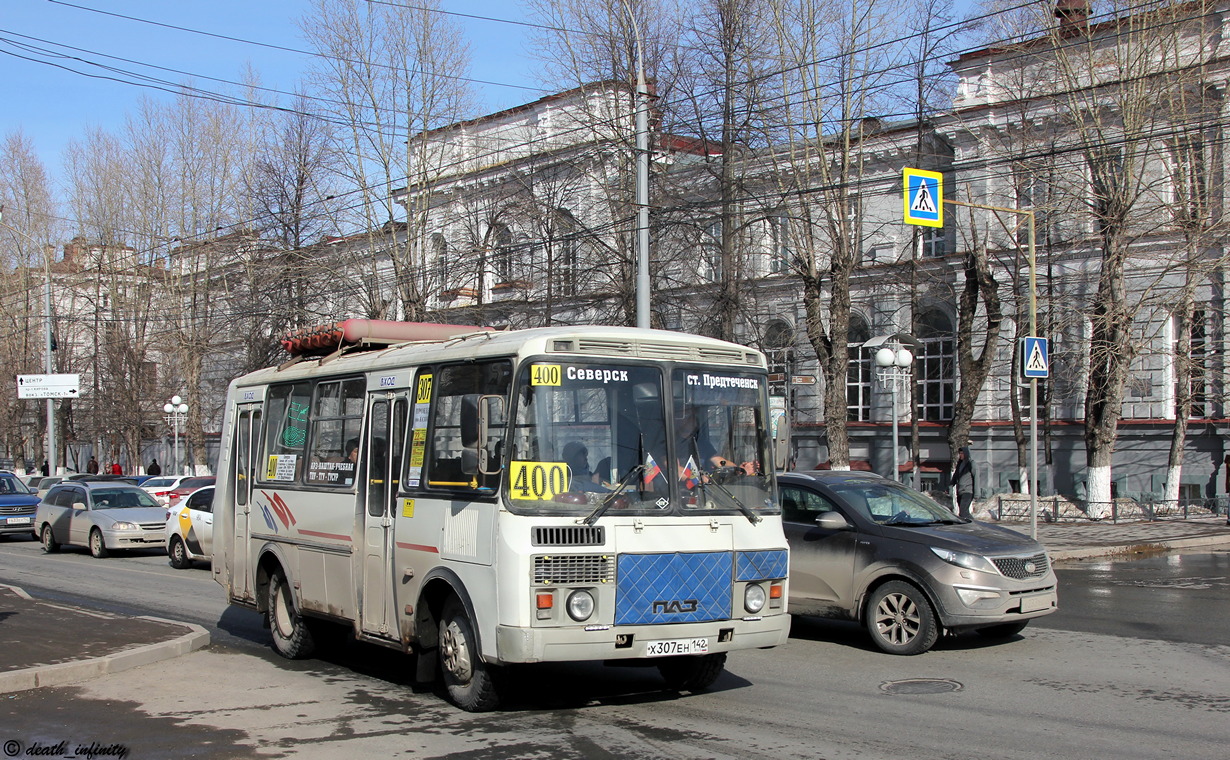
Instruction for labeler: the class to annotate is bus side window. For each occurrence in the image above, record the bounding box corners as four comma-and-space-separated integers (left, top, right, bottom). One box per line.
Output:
425, 360, 511, 492
260, 382, 313, 484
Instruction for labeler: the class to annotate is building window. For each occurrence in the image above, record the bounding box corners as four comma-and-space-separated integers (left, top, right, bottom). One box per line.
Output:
1172, 136, 1210, 227
555, 212, 578, 298
864, 245, 892, 265
763, 320, 794, 401
489, 223, 514, 284
846, 316, 871, 421
769, 213, 792, 274
914, 308, 954, 421
702, 219, 722, 280
921, 227, 946, 258
1175, 309, 1208, 419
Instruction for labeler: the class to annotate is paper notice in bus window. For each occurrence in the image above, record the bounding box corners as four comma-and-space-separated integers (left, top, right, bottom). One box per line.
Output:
266, 454, 299, 482
530, 364, 561, 386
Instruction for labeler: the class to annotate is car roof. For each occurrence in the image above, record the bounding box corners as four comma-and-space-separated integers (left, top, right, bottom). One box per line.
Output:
51, 481, 147, 491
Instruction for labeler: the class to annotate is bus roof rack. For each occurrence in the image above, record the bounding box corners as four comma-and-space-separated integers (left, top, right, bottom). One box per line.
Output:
280, 319, 493, 358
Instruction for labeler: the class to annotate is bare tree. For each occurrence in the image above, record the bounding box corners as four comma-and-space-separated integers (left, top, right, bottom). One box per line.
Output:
0, 132, 60, 470
302, 0, 474, 322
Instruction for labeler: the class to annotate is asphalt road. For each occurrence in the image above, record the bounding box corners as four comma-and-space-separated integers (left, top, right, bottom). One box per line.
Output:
0, 537, 1227, 760
1040, 549, 1230, 646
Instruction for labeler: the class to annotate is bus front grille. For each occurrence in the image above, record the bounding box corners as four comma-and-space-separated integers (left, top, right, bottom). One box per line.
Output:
533, 554, 615, 584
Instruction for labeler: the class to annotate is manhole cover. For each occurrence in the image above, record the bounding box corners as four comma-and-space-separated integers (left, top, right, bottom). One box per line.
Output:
879, 678, 964, 695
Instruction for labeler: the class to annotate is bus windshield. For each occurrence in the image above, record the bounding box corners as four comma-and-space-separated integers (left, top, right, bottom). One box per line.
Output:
506, 360, 775, 516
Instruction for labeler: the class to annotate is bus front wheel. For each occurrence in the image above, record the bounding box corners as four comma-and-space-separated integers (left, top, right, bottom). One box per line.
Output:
657, 652, 727, 691
268, 569, 316, 659
439, 596, 500, 712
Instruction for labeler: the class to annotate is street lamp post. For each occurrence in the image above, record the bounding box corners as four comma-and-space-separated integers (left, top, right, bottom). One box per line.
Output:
163, 395, 189, 475
866, 335, 919, 482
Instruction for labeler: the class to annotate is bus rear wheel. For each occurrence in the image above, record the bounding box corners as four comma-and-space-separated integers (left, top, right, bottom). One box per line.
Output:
439, 596, 501, 712
268, 569, 316, 659
657, 652, 727, 692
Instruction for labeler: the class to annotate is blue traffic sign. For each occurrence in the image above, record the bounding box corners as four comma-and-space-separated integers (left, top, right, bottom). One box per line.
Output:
903, 168, 943, 227
1021, 337, 1049, 379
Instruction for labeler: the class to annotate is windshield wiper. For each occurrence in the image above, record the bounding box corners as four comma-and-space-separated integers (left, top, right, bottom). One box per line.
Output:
581, 463, 646, 525
689, 439, 761, 525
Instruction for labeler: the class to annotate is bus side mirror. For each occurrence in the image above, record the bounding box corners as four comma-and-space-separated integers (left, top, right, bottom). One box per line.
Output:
460, 394, 506, 476
478, 395, 505, 476
773, 411, 791, 472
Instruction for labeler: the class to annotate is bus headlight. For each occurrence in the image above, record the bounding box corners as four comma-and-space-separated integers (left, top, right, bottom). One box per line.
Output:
566, 590, 595, 622
744, 583, 767, 614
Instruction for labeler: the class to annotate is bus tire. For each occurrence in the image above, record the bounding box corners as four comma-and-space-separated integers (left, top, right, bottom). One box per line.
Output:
657, 652, 727, 692
439, 596, 500, 712
268, 569, 316, 659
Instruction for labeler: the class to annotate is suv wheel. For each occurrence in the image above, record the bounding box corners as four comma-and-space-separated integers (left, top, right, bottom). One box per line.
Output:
866, 580, 938, 655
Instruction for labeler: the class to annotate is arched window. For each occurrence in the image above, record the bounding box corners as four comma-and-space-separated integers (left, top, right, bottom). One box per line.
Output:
846, 315, 872, 421
914, 308, 954, 421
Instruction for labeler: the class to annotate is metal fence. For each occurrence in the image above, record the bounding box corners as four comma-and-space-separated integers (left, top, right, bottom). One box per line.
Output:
990, 494, 1228, 524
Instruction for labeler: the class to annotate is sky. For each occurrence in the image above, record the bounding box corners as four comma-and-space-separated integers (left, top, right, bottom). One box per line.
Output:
1, 0, 543, 193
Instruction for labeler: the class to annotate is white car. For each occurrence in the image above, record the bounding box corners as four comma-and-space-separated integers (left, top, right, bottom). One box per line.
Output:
166, 485, 213, 568
142, 475, 190, 506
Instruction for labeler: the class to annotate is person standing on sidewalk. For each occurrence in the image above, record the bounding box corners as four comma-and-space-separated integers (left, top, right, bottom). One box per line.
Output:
952, 445, 976, 520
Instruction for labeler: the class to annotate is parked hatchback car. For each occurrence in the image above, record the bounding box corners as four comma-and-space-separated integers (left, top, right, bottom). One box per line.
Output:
166, 485, 213, 569
36, 482, 167, 558
779, 470, 1058, 655
0, 471, 41, 539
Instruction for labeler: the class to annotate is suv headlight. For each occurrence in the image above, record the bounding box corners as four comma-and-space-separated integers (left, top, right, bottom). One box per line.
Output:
930, 546, 998, 574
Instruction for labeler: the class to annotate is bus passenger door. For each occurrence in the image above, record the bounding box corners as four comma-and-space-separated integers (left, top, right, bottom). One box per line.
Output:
231, 406, 261, 602
360, 394, 407, 638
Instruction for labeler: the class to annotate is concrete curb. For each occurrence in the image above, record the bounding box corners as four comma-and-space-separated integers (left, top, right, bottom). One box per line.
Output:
1050, 535, 1230, 563
0, 594, 210, 695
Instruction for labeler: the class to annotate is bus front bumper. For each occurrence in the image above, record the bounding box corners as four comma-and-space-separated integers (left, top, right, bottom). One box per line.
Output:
493, 614, 791, 664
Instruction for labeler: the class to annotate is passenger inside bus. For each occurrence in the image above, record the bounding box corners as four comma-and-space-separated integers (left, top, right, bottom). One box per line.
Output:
562, 441, 607, 493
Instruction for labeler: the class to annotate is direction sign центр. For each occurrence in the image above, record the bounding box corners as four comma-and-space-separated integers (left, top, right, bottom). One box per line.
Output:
16, 373, 81, 399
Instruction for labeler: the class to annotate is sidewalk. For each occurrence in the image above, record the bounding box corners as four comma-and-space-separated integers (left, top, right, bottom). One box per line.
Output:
0, 583, 209, 694
1, 516, 1227, 694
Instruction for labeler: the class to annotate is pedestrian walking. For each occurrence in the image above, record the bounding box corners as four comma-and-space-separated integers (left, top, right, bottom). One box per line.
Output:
40, 460, 49, 477
109, 462, 122, 475
86, 456, 99, 474
147, 459, 162, 476
952, 445, 976, 520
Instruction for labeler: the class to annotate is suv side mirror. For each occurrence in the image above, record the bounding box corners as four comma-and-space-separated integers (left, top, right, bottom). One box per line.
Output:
816, 511, 852, 530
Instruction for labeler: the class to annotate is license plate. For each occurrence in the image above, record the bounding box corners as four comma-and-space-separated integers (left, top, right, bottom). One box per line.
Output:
645, 638, 709, 657
5, 517, 32, 525
1020, 592, 1054, 613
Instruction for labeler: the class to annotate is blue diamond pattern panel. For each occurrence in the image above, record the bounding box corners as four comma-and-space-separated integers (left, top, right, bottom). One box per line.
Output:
736, 549, 788, 581
615, 552, 732, 625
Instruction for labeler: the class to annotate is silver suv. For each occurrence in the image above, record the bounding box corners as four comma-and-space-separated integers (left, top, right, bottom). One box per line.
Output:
779, 470, 1058, 655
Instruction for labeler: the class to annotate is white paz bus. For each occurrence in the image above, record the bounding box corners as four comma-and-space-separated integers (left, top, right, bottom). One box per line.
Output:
213, 320, 790, 710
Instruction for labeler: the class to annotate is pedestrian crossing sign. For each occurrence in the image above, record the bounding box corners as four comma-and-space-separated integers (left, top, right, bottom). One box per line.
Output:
903, 168, 943, 227
1021, 336, 1049, 379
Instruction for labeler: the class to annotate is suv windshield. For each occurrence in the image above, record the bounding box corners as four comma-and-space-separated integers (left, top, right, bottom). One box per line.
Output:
830, 478, 960, 525
0, 476, 33, 495
506, 361, 775, 517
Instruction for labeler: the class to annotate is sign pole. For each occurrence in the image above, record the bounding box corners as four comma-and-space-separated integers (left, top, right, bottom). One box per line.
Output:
1028, 211, 1038, 539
